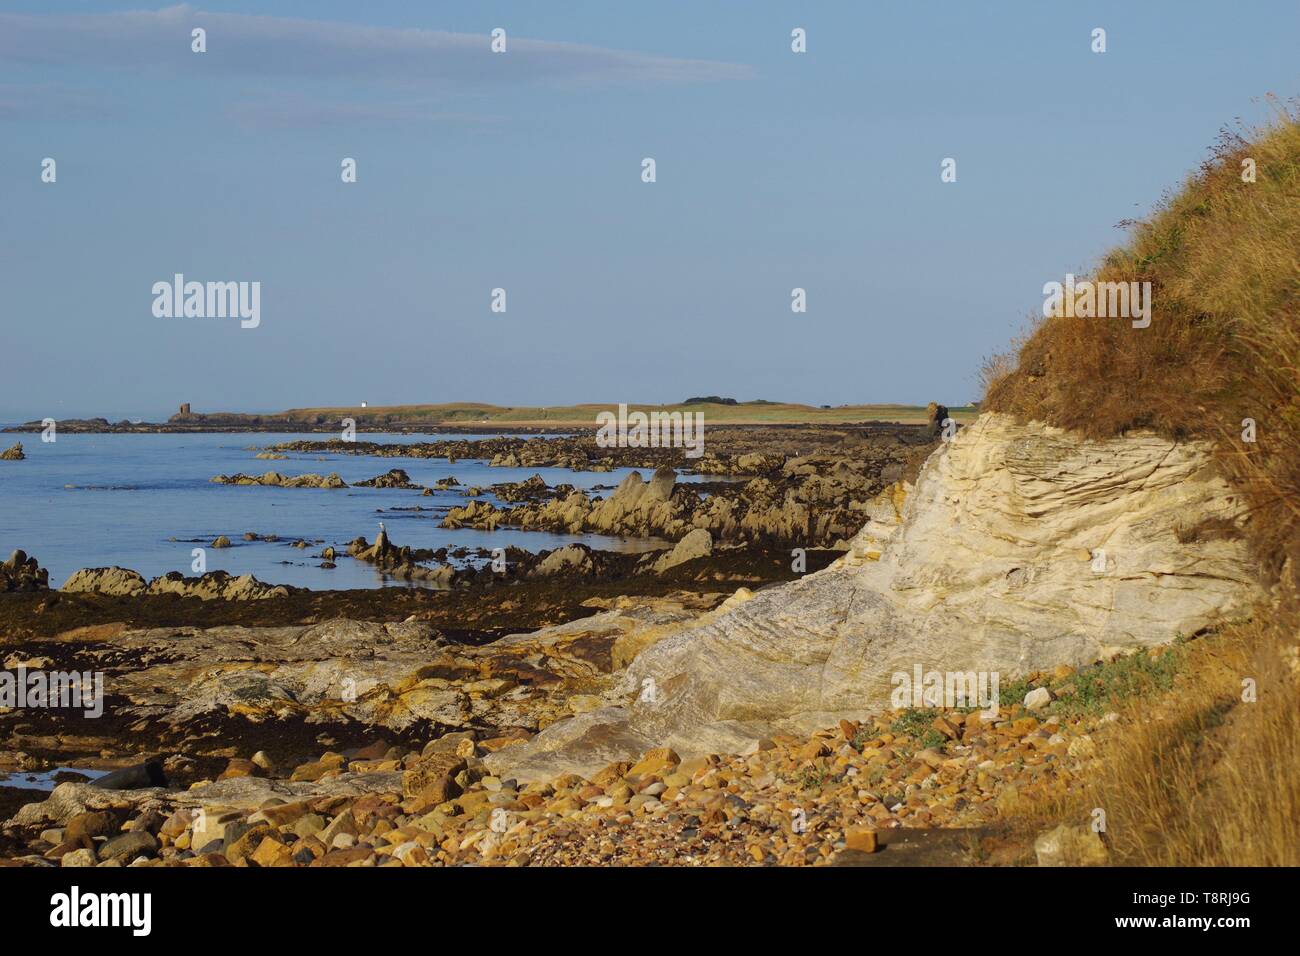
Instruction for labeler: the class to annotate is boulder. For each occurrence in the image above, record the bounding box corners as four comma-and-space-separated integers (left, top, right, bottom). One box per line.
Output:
61, 567, 148, 597
9, 782, 165, 826
92, 759, 168, 790
527, 544, 594, 578
651, 528, 713, 573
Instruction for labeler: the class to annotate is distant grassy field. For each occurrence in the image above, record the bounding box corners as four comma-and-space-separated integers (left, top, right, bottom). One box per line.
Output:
270, 401, 980, 427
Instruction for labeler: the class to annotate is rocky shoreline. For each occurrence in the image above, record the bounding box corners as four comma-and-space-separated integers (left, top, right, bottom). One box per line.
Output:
263, 423, 938, 477
0, 685, 1115, 868
0, 413, 1265, 867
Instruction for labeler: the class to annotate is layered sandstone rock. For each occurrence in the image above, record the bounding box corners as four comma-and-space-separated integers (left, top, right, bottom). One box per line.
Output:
487, 414, 1263, 780
33, 597, 721, 738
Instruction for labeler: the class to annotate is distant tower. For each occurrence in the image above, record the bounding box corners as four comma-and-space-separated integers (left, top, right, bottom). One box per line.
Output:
361, 401, 368, 408
179, 403, 191, 416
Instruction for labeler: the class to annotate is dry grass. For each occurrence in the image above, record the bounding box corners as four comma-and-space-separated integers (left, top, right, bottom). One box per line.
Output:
986, 101, 1300, 865
984, 101, 1300, 590
1031, 623, 1300, 866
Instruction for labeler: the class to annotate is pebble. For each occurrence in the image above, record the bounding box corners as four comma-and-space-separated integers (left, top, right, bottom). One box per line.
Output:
3, 689, 1113, 868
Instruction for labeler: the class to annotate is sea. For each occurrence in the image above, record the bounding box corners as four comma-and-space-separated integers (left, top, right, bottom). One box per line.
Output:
0, 431, 690, 590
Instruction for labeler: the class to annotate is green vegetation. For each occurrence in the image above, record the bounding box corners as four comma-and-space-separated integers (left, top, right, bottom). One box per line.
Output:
269, 400, 982, 427
1052, 647, 1186, 717
888, 708, 947, 750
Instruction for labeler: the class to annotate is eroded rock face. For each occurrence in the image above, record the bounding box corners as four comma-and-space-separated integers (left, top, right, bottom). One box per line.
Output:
488, 414, 1263, 780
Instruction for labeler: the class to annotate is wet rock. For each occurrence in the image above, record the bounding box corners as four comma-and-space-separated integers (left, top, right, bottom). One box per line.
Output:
92, 759, 168, 790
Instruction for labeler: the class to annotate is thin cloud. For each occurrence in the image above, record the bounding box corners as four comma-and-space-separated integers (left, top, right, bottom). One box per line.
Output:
0, 4, 755, 88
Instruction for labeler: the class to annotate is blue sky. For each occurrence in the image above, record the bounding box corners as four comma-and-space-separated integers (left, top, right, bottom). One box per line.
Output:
1, 1, 1297, 421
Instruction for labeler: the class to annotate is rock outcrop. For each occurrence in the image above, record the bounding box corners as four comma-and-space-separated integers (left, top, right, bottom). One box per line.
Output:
487, 414, 1263, 781
62, 567, 149, 597
0, 550, 48, 592
347, 530, 453, 585
22, 597, 719, 739
61, 567, 290, 600
354, 468, 423, 490
0, 442, 24, 460
443, 462, 896, 549
210, 472, 347, 488
143, 571, 291, 601
649, 528, 713, 573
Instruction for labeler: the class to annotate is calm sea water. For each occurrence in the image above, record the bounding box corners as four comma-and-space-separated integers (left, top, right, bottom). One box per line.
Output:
0, 432, 686, 590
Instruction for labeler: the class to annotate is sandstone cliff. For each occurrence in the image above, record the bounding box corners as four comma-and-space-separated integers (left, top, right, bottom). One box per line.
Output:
487, 413, 1263, 781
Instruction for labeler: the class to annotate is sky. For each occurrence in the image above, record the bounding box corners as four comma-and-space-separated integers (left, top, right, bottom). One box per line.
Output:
1, 1, 1297, 422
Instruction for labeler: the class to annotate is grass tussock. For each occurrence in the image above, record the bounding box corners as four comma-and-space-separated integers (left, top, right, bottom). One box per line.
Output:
984, 101, 1300, 590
